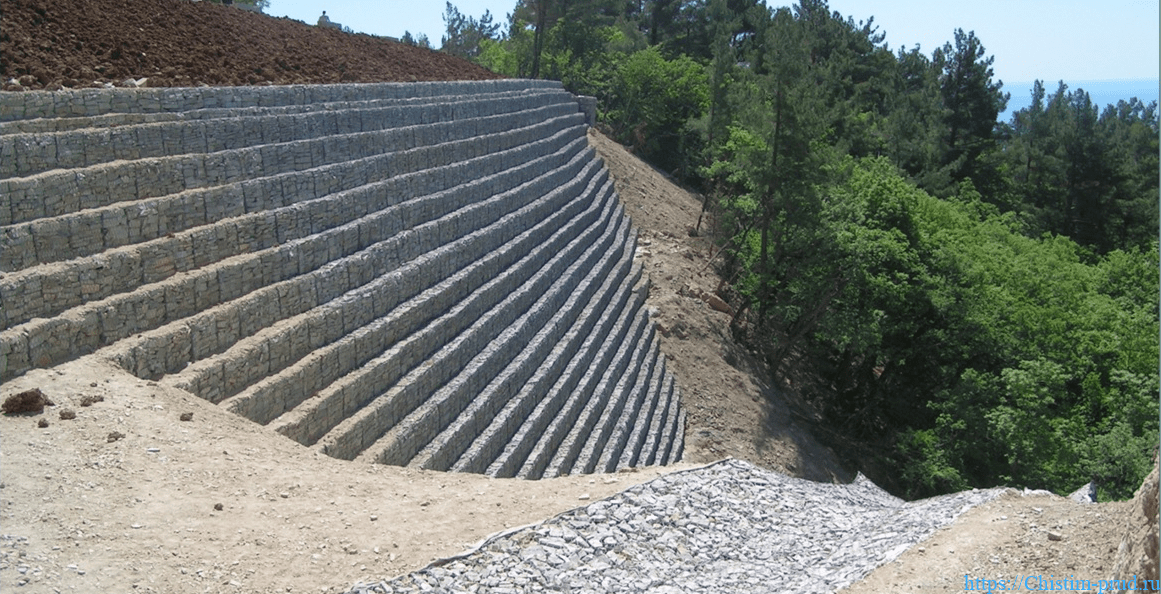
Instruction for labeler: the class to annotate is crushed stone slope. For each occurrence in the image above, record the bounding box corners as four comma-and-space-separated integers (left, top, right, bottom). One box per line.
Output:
347, 459, 1005, 594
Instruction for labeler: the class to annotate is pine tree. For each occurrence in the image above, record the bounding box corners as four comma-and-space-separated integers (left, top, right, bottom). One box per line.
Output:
932, 29, 1008, 194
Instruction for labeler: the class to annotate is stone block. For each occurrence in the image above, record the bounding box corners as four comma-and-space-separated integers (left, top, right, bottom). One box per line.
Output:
0, 329, 31, 380
1, 224, 36, 272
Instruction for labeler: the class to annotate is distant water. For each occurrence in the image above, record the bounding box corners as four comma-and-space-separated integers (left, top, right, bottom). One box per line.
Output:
998, 79, 1159, 123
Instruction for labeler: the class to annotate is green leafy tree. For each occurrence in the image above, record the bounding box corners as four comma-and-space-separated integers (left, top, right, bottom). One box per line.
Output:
1095, 98, 1161, 250
507, 0, 624, 78
605, 47, 709, 174
894, 181, 1158, 498
1097, 99, 1160, 250
881, 46, 943, 184
702, 5, 844, 369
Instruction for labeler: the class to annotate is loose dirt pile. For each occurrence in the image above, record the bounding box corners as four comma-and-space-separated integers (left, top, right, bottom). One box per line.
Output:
1, 388, 53, 414
1, 0, 500, 90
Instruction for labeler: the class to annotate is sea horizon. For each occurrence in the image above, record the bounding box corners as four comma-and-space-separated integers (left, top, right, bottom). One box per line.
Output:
998, 78, 1159, 123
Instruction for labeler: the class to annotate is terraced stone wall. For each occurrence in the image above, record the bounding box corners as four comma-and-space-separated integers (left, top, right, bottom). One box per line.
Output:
0, 80, 684, 477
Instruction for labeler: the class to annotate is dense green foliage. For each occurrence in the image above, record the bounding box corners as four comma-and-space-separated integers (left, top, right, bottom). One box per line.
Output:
443, 0, 1159, 500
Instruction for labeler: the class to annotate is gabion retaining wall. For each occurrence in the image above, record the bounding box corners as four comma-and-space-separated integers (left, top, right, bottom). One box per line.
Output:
0, 80, 684, 477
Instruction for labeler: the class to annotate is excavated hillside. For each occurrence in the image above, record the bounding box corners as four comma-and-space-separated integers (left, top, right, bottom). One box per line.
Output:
1, 0, 500, 89
1, 1, 1149, 593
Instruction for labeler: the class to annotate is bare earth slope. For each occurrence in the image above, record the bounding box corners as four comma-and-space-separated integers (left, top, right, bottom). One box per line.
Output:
587, 131, 851, 483
1, 0, 500, 90
0, 358, 702, 593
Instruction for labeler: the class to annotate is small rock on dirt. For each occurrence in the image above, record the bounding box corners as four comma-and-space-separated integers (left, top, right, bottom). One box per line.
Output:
214, 503, 224, 511
80, 395, 104, 407
107, 431, 125, 443
59, 409, 77, 420
37, 419, 49, 428
704, 293, 732, 315
180, 412, 194, 421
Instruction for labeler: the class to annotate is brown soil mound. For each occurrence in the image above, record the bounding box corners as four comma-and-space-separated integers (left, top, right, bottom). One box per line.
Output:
0, 0, 501, 90
1, 388, 53, 414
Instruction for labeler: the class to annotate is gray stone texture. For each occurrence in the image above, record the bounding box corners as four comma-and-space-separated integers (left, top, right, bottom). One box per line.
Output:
345, 459, 1005, 594
0, 80, 683, 478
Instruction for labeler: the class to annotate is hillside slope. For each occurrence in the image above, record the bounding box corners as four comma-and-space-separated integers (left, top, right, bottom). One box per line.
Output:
591, 130, 1134, 594
0, 1, 1142, 591
0, 127, 1133, 593
1, 0, 499, 89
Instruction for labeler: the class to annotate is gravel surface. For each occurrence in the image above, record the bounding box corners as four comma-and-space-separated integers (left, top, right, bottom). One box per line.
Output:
345, 459, 1004, 594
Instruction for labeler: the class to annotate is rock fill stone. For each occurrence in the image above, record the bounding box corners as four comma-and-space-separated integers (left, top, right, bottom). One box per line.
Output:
0, 80, 684, 477
345, 459, 1004, 593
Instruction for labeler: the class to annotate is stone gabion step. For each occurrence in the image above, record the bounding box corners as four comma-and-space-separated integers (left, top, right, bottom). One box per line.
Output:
226, 151, 607, 436
514, 293, 653, 480
449, 240, 641, 476
413, 187, 636, 473
1, 89, 574, 179
0, 80, 563, 123
482, 267, 650, 479
548, 314, 659, 478
0, 117, 586, 336
632, 372, 678, 469
363, 183, 629, 468
0, 88, 565, 136
261, 155, 609, 449
315, 166, 618, 462
0, 80, 684, 479
594, 334, 667, 474
158, 135, 598, 406
666, 407, 688, 465
1, 92, 577, 231
2, 131, 591, 380
0, 105, 581, 272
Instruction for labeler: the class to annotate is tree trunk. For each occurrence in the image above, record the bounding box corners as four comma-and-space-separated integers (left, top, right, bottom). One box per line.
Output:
530, 0, 548, 79
758, 87, 784, 324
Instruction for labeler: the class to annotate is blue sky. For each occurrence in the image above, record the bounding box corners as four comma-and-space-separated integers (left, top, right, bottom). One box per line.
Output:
268, 1, 1158, 104
267, 0, 512, 44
